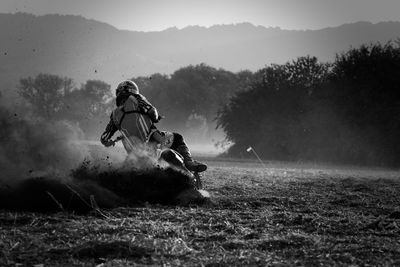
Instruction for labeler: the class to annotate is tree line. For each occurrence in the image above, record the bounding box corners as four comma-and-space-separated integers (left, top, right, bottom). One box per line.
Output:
217, 42, 400, 167
12, 64, 251, 141
15, 75, 113, 139
11, 41, 400, 166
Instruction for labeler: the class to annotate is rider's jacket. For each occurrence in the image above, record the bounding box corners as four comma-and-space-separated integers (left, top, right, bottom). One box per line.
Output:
101, 93, 159, 153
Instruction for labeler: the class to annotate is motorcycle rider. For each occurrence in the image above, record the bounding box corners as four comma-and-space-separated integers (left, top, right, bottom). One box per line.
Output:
100, 80, 207, 173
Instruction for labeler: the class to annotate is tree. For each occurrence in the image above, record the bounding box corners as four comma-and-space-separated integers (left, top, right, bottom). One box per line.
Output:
131, 64, 250, 134
217, 57, 330, 160
284, 56, 330, 92
218, 44, 400, 166
62, 80, 112, 139
18, 73, 74, 119
328, 42, 400, 165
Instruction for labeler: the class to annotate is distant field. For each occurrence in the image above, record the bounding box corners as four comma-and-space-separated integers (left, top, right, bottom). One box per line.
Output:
1, 159, 400, 266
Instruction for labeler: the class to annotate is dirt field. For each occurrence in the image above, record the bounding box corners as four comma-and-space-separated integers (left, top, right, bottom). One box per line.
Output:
1, 159, 400, 266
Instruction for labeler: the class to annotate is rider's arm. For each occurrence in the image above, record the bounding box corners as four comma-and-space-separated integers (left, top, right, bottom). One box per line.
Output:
137, 94, 160, 123
100, 114, 118, 147
148, 106, 160, 123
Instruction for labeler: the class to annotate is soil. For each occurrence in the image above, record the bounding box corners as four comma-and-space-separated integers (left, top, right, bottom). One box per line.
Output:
1, 159, 400, 266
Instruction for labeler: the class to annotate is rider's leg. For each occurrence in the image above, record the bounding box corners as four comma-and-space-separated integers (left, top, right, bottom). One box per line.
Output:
148, 130, 174, 148
171, 133, 207, 173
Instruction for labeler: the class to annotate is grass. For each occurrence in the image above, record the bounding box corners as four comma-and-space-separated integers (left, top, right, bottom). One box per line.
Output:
1, 159, 400, 266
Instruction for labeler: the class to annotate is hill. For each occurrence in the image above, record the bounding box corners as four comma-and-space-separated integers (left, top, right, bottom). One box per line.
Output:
1, 13, 400, 98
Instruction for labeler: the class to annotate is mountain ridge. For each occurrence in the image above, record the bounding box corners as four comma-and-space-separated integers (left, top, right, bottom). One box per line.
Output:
1, 13, 400, 99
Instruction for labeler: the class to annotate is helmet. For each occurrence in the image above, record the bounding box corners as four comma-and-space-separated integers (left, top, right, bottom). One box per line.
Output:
115, 80, 139, 96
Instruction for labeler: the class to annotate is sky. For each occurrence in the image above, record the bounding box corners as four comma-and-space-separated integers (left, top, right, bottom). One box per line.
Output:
1, 0, 400, 31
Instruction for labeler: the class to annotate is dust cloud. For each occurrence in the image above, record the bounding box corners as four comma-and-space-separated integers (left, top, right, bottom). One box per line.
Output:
0, 105, 207, 212
0, 106, 91, 183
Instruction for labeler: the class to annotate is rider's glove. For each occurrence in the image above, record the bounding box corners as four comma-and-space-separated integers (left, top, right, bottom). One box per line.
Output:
101, 138, 114, 147
156, 115, 165, 122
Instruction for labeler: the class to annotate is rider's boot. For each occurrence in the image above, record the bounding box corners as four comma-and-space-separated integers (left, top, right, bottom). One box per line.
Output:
175, 145, 207, 173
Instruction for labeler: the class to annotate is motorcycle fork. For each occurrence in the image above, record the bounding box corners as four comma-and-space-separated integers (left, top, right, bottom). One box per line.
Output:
193, 172, 203, 190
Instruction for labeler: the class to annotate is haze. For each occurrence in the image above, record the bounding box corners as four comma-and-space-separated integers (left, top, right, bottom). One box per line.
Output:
1, 0, 400, 31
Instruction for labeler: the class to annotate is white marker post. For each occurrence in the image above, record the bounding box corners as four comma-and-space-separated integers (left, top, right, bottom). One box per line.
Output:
246, 146, 266, 168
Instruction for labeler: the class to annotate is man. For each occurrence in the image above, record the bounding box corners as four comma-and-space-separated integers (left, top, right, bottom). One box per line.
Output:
100, 80, 207, 173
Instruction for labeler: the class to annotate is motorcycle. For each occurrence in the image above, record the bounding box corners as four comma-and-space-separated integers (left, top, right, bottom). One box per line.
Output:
110, 135, 204, 190
158, 148, 203, 190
